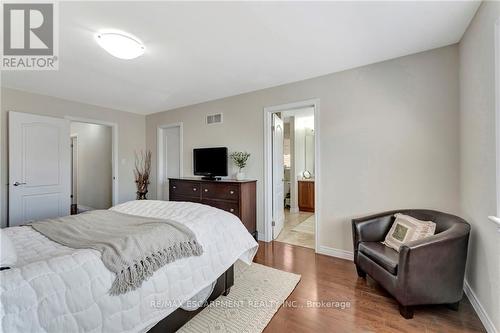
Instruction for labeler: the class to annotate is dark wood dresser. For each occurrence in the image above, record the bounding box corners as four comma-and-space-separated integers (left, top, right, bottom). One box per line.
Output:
169, 178, 257, 239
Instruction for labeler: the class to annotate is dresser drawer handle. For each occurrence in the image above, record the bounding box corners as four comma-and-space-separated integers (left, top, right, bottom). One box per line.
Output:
172, 185, 176, 189
229, 190, 235, 195
193, 188, 197, 191
204, 189, 208, 192
229, 208, 234, 212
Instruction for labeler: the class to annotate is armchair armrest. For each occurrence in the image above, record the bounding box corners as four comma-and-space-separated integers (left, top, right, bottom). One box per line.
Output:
352, 212, 396, 242
352, 211, 397, 263
397, 224, 470, 305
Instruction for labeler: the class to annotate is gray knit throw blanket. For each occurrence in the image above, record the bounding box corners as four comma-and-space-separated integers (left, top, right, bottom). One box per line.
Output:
29, 210, 203, 295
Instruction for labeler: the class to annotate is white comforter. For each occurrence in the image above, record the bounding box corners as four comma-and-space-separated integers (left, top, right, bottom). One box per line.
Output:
0, 200, 258, 333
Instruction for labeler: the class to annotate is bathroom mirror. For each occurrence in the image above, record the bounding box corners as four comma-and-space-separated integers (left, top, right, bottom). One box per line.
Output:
304, 129, 315, 177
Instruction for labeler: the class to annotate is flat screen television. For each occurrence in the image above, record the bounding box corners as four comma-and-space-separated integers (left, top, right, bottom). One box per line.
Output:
193, 147, 228, 180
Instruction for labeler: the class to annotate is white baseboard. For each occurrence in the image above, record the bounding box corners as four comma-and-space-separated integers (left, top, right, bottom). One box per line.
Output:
464, 279, 498, 333
316, 245, 354, 261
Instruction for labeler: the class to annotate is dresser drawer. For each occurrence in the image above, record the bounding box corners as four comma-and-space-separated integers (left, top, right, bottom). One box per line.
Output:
201, 183, 239, 201
170, 181, 201, 198
170, 195, 201, 204
203, 199, 239, 216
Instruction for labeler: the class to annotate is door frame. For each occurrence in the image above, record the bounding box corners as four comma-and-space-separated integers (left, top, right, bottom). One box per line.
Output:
263, 98, 320, 252
65, 116, 119, 206
495, 18, 500, 219
70, 134, 78, 206
157, 122, 184, 200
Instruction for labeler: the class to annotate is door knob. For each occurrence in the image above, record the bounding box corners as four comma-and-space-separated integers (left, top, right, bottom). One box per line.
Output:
13, 182, 26, 186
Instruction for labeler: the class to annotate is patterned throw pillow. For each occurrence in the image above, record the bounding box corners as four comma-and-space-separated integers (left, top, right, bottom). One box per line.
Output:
382, 213, 436, 252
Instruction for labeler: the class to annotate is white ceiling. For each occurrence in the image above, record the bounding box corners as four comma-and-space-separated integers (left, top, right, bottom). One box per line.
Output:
1, 1, 480, 115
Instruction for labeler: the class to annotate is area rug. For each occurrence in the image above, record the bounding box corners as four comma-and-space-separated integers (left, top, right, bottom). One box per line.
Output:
178, 261, 301, 333
291, 215, 315, 235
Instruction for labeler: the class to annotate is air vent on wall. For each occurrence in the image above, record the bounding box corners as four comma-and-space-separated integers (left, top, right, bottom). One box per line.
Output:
206, 113, 223, 125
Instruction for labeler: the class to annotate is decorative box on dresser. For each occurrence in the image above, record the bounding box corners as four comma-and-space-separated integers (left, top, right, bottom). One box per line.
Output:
169, 178, 257, 239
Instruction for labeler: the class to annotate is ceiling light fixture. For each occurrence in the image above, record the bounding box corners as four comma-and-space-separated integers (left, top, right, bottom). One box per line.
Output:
95, 32, 145, 60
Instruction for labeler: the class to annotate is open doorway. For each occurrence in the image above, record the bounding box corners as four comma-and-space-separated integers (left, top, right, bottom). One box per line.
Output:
70, 121, 114, 213
264, 100, 319, 251
157, 123, 183, 200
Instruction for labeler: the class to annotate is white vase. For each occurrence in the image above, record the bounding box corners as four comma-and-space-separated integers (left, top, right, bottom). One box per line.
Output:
236, 171, 245, 180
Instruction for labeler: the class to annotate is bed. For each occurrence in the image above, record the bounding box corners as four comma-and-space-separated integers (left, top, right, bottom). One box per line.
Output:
0, 200, 259, 333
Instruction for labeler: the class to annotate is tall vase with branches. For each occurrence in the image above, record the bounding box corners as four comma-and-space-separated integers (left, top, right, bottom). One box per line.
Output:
134, 150, 151, 200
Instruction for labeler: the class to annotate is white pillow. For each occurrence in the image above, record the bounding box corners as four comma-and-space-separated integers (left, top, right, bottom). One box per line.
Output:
0, 229, 17, 268
382, 213, 436, 252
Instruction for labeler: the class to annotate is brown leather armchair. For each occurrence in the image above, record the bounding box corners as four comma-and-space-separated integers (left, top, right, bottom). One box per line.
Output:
352, 209, 470, 319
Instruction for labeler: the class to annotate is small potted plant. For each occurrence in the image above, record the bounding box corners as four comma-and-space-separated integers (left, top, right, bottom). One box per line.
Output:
230, 151, 250, 180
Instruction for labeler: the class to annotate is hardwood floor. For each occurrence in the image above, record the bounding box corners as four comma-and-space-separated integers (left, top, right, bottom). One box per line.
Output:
254, 241, 485, 333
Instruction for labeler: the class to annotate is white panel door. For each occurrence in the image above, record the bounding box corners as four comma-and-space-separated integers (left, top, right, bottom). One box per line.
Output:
161, 126, 181, 200
9, 112, 71, 226
272, 114, 285, 239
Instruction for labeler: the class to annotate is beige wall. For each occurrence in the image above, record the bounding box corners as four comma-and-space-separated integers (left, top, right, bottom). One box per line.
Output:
1, 88, 146, 227
146, 45, 461, 252
459, 1, 500, 330
70, 122, 113, 210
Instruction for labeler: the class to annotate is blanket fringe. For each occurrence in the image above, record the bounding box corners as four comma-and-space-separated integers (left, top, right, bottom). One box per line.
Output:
109, 240, 203, 295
